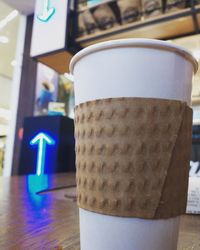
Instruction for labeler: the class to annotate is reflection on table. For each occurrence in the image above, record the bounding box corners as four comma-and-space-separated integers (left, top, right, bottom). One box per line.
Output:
0, 173, 199, 249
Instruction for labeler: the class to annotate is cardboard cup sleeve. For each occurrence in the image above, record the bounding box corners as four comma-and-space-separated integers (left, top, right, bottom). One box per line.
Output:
75, 97, 192, 219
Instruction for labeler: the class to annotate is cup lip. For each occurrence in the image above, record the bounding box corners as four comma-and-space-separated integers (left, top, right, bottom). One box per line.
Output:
70, 38, 198, 74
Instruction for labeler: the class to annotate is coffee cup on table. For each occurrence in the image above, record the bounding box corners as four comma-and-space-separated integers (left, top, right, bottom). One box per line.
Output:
70, 39, 198, 250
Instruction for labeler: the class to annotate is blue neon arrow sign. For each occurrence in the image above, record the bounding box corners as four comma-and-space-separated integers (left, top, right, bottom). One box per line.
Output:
37, 0, 55, 22
30, 132, 55, 176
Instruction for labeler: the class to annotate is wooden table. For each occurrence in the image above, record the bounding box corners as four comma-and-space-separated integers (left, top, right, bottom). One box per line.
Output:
0, 174, 199, 250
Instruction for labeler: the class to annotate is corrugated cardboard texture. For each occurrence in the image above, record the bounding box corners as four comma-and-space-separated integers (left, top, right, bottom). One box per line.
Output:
75, 98, 192, 219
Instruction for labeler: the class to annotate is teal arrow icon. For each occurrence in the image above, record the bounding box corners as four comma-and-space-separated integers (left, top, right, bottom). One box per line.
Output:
30, 132, 55, 176
37, 0, 55, 22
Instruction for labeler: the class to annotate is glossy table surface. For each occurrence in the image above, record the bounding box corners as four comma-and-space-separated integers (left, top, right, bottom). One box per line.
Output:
0, 173, 199, 250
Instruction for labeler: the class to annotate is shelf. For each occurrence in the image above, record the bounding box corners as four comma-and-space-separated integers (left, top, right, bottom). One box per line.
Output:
76, 7, 197, 47
78, 0, 116, 12
38, 51, 73, 74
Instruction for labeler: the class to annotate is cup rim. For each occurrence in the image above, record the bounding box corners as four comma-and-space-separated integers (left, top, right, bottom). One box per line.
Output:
70, 38, 198, 74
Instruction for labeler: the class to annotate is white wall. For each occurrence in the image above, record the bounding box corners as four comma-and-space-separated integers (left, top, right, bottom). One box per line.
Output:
0, 75, 11, 136
3, 15, 27, 176
0, 75, 12, 109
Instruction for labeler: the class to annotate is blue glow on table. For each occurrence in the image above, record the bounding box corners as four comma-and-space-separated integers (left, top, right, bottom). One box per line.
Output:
30, 132, 55, 176
26, 174, 49, 209
27, 174, 49, 193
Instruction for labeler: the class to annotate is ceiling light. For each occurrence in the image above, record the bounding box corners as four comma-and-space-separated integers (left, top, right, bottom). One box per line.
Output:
11, 60, 17, 66
0, 10, 19, 31
0, 36, 9, 44
6, 10, 19, 22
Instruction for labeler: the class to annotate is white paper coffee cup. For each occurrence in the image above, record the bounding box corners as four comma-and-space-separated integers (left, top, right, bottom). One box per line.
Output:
70, 38, 197, 250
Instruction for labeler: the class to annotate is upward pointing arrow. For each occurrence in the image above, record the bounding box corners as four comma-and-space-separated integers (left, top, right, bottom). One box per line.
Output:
37, 0, 55, 22
30, 132, 55, 176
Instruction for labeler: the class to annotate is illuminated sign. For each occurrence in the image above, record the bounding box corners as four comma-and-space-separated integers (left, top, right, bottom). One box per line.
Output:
37, 0, 55, 22
19, 116, 75, 175
27, 174, 49, 207
31, 0, 69, 57
30, 132, 55, 176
